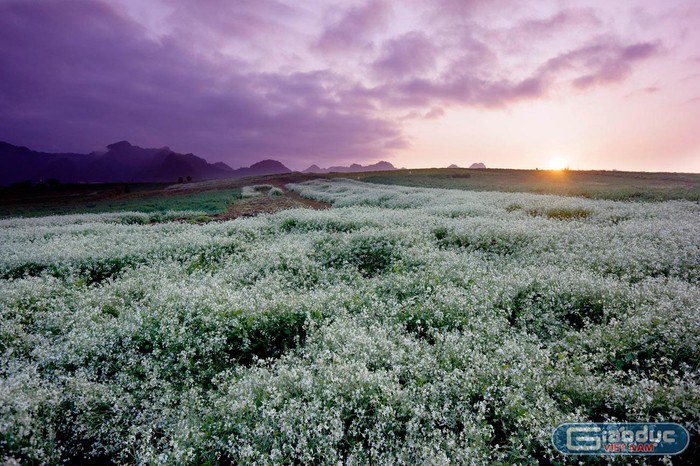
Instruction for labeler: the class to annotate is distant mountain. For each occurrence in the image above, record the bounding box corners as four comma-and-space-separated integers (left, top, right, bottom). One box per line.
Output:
0, 141, 291, 185
448, 164, 460, 169
469, 162, 486, 169
303, 160, 396, 173
229, 159, 291, 178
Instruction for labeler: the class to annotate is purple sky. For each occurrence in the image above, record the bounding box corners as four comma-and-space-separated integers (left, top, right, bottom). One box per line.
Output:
1, 0, 699, 171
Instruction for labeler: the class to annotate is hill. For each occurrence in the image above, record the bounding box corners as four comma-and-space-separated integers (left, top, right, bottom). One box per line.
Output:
0, 141, 291, 185
231, 159, 291, 178
303, 160, 396, 173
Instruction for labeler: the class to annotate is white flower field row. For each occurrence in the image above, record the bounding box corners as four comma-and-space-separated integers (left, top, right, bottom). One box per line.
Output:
1, 179, 698, 464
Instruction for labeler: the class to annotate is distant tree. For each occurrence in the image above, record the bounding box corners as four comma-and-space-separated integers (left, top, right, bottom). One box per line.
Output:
178, 177, 184, 183
46, 178, 61, 188
186, 175, 192, 182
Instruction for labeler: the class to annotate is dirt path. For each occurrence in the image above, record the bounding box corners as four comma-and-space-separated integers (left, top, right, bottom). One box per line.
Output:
215, 179, 330, 221
265, 178, 331, 210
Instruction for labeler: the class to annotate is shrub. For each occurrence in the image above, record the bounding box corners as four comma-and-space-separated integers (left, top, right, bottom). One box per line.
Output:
316, 234, 401, 277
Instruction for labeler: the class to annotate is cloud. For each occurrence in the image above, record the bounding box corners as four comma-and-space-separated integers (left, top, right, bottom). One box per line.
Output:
511, 9, 601, 38
624, 86, 661, 99
372, 31, 436, 79
538, 40, 659, 90
0, 1, 673, 170
424, 107, 445, 119
359, 74, 545, 109
353, 34, 659, 111
423, 0, 515, 16
0, 0, 404, 167
167, 0, 296, 39
315, 0, 390, 53
679, 72, 700, 83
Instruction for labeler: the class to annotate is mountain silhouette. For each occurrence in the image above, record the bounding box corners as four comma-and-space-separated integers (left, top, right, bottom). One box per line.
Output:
0, 141, 291, 185
303, 160, 396, 173
231, 159, 291, 178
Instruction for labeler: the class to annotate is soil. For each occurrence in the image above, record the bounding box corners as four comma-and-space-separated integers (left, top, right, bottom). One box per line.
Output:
215, 179, 330, 221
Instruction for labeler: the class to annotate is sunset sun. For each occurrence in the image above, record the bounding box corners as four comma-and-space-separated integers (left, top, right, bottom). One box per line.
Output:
549, 157, 569, 170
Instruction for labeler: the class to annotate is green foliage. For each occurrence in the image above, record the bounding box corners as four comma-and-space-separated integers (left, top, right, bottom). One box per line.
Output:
316, 233, 401, 277
0, 186, 242, 218
279, 216, 362, 233
542, 207, 592, 220
187, 215, 212, 224
435, 229, 529, 256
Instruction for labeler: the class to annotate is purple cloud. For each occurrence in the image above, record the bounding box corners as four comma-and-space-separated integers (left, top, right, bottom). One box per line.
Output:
372, 32, 436, 79
0, 0, 675, 170
424, 107, 445, 119
512, 9, 602, 38
165, 0, 297, 40
539, 41, 659, 90
358, 74, 545, 109
352, 34, 657, 112
0, 0, 403, 168
624, 86, 661, 99
316, 0, 390, 53
423, 0, 515, 16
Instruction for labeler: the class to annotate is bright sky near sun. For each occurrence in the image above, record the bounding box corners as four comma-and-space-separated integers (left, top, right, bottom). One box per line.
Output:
1, 0, 699, 171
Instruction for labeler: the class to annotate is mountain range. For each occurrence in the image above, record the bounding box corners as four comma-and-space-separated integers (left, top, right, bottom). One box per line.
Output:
0, 141, 291, 185
303, 161, 397, 173
0, 139, 487, 186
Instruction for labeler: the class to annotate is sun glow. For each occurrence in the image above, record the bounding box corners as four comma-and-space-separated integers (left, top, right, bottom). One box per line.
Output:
548, 157, 569, 170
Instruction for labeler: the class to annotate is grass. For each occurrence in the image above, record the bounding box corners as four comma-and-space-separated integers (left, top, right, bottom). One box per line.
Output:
0, 174, 327, 219
0, 183, 241, 218
1, 168, 698, 219
342, 168, 700, 201
528, 207, 593, 220
90, 190, 241, 214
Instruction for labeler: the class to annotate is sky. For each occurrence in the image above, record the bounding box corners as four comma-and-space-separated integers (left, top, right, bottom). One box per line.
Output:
1, 0, 699, 172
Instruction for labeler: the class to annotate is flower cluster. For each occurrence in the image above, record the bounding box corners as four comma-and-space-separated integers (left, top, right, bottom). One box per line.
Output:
1, 180, 698, 464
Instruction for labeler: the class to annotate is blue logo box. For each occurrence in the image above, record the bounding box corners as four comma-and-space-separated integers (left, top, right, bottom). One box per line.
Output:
552, 423, 689, 455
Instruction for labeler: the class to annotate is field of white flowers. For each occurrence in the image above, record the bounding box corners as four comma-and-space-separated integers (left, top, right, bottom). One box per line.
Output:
1, 179, 698, 465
